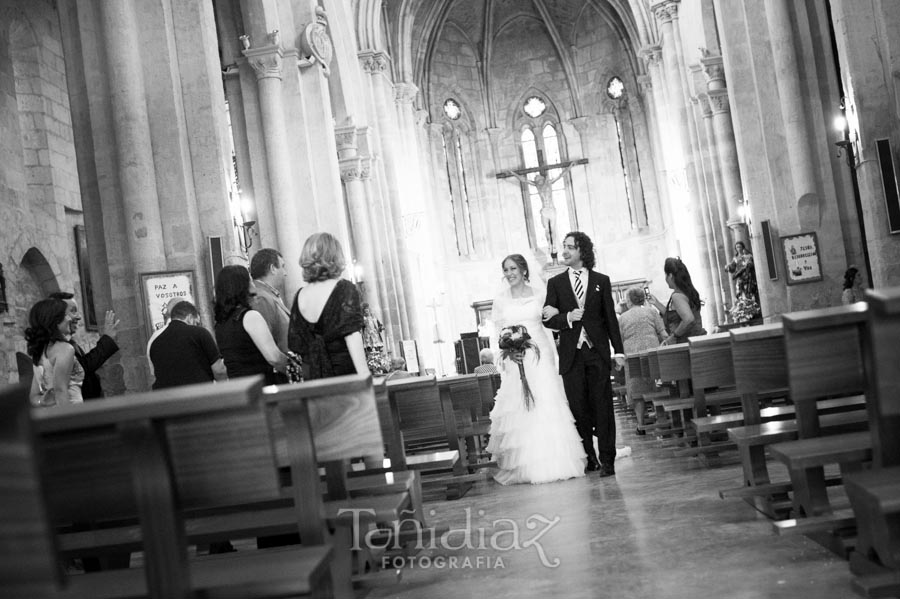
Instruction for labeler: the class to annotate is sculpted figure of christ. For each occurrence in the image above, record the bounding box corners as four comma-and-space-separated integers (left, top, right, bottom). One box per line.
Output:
501, 162, 576, 250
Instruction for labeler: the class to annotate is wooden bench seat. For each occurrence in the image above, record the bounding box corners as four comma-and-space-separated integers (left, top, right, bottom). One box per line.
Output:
770, 431, 872, 471
772, 508, 857, 536
844, 467, 900, 572
51, 546, 333, 599
728, 409, 869, 447
851, 571, 900, 599
58, 493, 409, 557
693, 393, 858, 434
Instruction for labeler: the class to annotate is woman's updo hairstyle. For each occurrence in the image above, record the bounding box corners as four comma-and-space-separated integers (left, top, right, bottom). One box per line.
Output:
501, 254, 530, 282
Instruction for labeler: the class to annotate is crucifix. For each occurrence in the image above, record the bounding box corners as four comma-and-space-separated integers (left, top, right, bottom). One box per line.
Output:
496, 150, 588, 264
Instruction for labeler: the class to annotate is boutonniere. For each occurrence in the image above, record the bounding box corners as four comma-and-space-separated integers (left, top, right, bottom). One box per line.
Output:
594, 284, 601, 292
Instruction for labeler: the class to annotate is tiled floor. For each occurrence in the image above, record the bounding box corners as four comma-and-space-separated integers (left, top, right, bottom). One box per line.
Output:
358, 412, 857, 599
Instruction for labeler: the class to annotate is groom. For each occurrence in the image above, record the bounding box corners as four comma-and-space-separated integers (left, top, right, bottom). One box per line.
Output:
543, 232, 625, 476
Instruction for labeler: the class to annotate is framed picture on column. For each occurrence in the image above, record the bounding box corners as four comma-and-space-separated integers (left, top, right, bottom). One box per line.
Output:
780, 232, 823, 285
74, 225, 98, 330
139, 270, 197, 337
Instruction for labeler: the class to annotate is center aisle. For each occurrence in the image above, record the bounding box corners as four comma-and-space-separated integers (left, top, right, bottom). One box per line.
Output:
359, 409, 852, 599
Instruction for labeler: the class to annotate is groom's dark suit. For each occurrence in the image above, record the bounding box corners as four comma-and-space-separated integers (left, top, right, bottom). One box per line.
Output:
544, 268, 624, 468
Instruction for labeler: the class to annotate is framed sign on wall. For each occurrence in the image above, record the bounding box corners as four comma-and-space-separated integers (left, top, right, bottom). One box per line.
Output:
139, 270, 197, 337
780, 232, 823, 285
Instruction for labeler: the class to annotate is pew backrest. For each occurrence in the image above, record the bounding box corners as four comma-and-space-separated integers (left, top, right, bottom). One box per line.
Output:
0, 383, 61, 595
387, 375, 451, 450
730, 322, 787, 395
863, 288, 900, 467
656, 342, 692, 397
688, 332, 735, 389
782, 304, 868, 437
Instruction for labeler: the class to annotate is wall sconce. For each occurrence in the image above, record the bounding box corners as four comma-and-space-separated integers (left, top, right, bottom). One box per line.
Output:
234, 219, 256, 253
737, 198, 752, 227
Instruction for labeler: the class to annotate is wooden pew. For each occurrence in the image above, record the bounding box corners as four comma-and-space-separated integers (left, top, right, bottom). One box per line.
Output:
386, 375, 460, 472
844, 288, 900, 595
721, 322, 865, 517
769, 304, 872, 523
675, 333, 743, 456
436, 374, 495, 472
23, 378, 333, 599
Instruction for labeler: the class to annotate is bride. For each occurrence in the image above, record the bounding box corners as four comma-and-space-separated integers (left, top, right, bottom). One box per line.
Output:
486, 254, 586, 484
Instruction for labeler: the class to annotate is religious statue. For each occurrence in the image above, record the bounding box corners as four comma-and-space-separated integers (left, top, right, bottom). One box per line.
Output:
497, 157, 586, 264
725, 241, 761, 323
362, 303, 390, 374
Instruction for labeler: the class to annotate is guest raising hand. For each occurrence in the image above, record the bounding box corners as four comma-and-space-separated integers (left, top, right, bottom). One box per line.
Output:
26, 298, 84, 407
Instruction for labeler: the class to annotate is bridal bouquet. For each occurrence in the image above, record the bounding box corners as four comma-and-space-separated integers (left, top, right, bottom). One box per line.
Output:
497, 325, 541, 410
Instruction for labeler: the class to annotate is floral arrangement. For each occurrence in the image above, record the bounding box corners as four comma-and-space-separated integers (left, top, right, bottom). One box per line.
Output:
365, 346, 391, 375
497, 325, 540, 410
730, 297, 761, 323
286, 350, 304, 383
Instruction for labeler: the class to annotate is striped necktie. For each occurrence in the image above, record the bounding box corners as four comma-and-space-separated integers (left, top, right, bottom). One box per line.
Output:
573, 269, 584, 306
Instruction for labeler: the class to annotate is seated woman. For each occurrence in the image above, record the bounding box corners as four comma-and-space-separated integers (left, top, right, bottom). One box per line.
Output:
841, 266, 864, 305
288, 232, 368, 380
214, 265, 288, 385
26, 298, 84, 407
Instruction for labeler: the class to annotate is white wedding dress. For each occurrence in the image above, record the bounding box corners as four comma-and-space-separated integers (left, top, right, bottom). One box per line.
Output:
487, 286, 586, 485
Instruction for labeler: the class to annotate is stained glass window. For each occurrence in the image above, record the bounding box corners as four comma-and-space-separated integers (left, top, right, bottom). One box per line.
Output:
443, 98, 461, 120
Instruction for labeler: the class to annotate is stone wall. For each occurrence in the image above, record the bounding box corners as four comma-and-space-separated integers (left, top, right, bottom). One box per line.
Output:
0, 1, 95, 384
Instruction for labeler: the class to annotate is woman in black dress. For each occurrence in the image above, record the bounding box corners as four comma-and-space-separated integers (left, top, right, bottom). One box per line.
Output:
214, 265, 288, 385
288, 232, 368, 379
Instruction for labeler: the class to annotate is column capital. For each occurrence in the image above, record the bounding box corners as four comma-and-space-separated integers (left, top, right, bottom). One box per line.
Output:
335, 124, 358, 156
708, 88, 730, 114
652, 0, 680, 23
637, 74, 652, 95
244, 45, 283, 80
359, 50, 390, 75
298, 6, 334, 76
694, 94, 713, 119
340, 157, 366, 182
394, 82, 419, 105
700, 53, 726, 89
639, 44, 663, 67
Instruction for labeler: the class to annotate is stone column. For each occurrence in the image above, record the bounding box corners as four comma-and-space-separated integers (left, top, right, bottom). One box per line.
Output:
701, 53, 748, 245
566, 116, 593, 232
360, 51, 416, 341
336, 123, 384, 318
243, 43, 302, 291
223, 64, 264, 251
653, 0, 717, 326
637, 55, 675, 231
98, 0, 167, 393
98, 0, 166, 273
695, 93, 730, 319
764, 0, 821, 228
